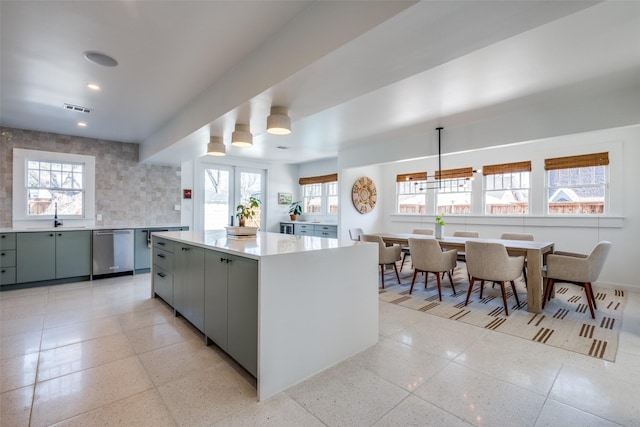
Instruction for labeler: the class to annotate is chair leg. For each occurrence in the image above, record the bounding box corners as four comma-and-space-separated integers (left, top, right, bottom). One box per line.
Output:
393, 262, 400, 284
400, 252, 408, 272
409, 269, 418, 294
543, 278, 555, 308
510, 280, 520, 307
446, 270, 456, 295
435, 271, 442, 301
480, 280, 485, 299
465, 277, 475, 306
379, 264, 385, 289
588, 283, 597, 309
522, 266, 528, 288
584, 282, 596, 319
498, 281, 509, 316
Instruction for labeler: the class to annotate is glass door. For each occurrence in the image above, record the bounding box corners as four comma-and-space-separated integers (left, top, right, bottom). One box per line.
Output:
237, 169, 263, 228
204, 166, 232, 230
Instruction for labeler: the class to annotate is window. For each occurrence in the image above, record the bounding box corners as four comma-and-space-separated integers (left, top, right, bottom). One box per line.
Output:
435, 168, 473, 215
299, 174, 338, 215
26, 160, 84, 216
13, 148, 96, 225
483, 161, 531, 214
396, 172, 427, 214
545, 152, 608, 215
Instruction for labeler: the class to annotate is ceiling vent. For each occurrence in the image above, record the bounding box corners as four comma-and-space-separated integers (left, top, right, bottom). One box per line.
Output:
64, 103, 91, 114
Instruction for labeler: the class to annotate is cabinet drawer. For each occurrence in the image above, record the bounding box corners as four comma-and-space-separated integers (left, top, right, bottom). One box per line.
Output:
153, 267, 173, 305
0, 234, 16, 251
315, 230, 337, 239
295, 229, 313, 235
153, 248, 173, 271
0, 267, 16, 286
295, 224, 313, 231
316, 225, 337, 233
153, 237, 174, 252
1, 250, 16, 268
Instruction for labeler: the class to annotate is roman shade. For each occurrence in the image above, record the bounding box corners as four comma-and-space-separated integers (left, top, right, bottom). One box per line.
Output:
435, 167, 473, 180
544, 152, 609, 170
482, 161, 532, 175
396, 172, 427, 182
298, 173, 338, 185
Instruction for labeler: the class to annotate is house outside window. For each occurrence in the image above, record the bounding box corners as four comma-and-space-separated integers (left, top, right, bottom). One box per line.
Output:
299, 174, 338, 215
545, 152, 608, 215
396, 172, 427, 214
483, 161, 531, 214
27, 160, 85, 216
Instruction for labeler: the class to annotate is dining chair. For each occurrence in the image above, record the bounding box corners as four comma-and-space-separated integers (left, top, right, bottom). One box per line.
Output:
500, 232, 534, 286
400, 228, 434, 272
464, 241, 524, 316
408, 238, 457, 300
349, 228, 364, 241
360, 234, 401, 289
452, 231, 479, 280
542, 241, 612, 319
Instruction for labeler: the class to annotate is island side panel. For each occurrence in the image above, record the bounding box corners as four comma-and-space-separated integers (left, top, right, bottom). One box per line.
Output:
257, 242, 378, 401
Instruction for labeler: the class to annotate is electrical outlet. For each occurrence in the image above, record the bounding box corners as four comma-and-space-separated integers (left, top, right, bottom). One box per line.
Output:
175, 205, 181, 211
97, 214, 102, 221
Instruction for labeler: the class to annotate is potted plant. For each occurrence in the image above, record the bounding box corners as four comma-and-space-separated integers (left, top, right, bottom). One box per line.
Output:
289, 201, 302, 221
435, 213, 445, 238
236, 196, 261, 227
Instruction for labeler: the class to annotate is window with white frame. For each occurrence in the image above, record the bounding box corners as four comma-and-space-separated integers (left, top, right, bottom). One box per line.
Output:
396, 172, 427, 214
13, 148, 96, 223
299, 174, 338, 215
483, 161, 531, 215
545, 152, 608, 215
435, 167, 473, 215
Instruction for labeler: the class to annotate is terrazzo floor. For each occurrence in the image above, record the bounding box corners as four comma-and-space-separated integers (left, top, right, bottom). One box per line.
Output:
1, 273, 639, 426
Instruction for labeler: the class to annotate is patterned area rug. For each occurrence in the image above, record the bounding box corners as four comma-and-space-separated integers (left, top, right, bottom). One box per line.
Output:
379, 264, 626, 361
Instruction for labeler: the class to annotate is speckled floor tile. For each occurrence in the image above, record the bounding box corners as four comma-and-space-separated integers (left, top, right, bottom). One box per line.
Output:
0, 385, 34, 427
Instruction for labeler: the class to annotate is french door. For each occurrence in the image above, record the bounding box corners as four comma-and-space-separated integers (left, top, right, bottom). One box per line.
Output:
203, 165, 264, 230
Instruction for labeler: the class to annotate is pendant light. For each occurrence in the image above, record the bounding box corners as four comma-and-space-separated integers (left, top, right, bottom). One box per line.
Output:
266, 107, 291, 135
207, 136, 226, 156
231, 124, 253, 147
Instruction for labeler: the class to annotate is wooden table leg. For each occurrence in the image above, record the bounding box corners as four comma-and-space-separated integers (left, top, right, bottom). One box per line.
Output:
526, 248, 543, 313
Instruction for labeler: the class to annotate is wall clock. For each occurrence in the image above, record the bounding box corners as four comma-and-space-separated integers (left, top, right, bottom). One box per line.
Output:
352, 176, 377, 214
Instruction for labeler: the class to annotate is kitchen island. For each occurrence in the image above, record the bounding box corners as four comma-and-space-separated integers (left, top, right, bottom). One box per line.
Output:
151, 230, 378, 401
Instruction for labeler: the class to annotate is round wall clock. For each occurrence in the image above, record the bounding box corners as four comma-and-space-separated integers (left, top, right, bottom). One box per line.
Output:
352, 176, 377, 214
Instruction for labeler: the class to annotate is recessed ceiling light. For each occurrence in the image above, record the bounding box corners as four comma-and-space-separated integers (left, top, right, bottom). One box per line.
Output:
77, 122, 87, 127
83, 51, 118, 67
87, 83, 100, 91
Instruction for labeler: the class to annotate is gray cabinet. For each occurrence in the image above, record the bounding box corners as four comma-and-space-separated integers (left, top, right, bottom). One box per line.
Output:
152, 237, 175, 305
55, 231, 91, 278
174, 243, 205, 331
135, 227, 188, 272
291, 223, 337, 238
204, 249, 258, 377
293, 223, 314, 236
17, 231, 91, 283
0, 233, 16, 286
17, 232, 56, 283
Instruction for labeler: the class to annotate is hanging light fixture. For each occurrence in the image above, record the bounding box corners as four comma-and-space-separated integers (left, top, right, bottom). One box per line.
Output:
266, 107, 291, 135
231, 124, 253, 147
207, 136, 226, 156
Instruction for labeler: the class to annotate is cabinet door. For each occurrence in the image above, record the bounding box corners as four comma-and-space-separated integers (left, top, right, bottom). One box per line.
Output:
134, 229, 151, 270
153, 267, 173, 305
204, 250, 228, 351
0, 233, 16, 250
173, 244, 188, 316
227, 254, 258, 377
185, 246, 205, 331
17, 232, 56, 283
56, 231, 91, 278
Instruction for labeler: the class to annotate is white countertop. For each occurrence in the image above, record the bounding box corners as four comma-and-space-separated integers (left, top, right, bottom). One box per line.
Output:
0, 225, 187, 233
153, 230, 360, 260
279, 220, 337, 226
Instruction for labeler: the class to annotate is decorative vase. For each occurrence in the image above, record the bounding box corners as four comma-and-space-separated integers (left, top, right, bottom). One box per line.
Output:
239, 216, 246, 227
435, 223, 444, 239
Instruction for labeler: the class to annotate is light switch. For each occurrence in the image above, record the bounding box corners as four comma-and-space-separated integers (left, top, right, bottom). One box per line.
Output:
174, 205, 181, 211
97, 214, 102, 221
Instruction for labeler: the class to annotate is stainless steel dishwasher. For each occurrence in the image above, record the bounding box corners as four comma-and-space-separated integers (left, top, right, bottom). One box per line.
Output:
92, 229, 134, 275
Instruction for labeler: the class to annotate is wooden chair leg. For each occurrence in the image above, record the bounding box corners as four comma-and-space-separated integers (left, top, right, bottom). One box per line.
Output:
480, 280, 485, 299
446, 270, 456, 295
400, 252, 408, 272
522, 266, 528, 288
584, 282, 596, 319
510, 280, 520, 307
498, 281, 509, 316
409, 269, 418, 294
543, 278, 555, 308
588, 282, 597, 309
435, 271, 442, 301
379, 264, 385, 289
393, 262, 400, 284
465, 277, 475, 306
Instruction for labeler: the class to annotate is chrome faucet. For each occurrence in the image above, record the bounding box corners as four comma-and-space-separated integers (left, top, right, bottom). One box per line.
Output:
54, 203, 63, 227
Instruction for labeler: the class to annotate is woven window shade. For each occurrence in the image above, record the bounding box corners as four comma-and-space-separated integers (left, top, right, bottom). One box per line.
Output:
298, 173, 338, 186
544, 152, 609, 170
396, 172, 427, 182
435, 167, 473, 180
483, 161, 531, 176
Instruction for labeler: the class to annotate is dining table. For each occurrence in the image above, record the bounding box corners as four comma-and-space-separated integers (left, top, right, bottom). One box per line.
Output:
375, 233, 555, 313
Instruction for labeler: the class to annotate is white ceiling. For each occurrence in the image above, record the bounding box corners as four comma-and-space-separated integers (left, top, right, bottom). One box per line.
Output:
2, 1, 639, 166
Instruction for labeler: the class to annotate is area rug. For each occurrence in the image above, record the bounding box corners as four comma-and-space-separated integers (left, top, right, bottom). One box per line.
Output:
378, 265, 626, 361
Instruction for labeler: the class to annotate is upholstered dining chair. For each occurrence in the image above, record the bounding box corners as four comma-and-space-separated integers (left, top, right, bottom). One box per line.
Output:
408, 238, 457, 300
543, 241, 612, 319
464, 241, 524, 316
452, 231, 479, 280
500, 232, 534, 286
349, 228, 364, 241
360, 234, 401, 289
400, 228, 434, 272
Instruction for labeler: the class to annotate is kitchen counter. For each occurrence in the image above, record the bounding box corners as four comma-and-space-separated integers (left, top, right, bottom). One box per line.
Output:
151, 230, 378, 401
0, 224, 187, 233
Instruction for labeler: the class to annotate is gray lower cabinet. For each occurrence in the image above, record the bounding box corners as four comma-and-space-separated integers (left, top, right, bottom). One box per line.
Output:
16, 231, 92, 283
173, 243, 205, 331
152, 237, 175, 305
291, 223, 337, 238
205, 249, 258, 377
135, 227, 188, 272
1, 233, 17, 286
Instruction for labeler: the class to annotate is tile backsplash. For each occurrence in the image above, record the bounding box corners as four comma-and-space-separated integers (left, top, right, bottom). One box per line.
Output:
0, 127, 181, 228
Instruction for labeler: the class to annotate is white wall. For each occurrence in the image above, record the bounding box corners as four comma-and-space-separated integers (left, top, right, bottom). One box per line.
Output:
338, 125, 639, 290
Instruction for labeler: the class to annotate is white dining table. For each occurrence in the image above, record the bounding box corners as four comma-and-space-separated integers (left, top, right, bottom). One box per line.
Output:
375, 233, 555, 313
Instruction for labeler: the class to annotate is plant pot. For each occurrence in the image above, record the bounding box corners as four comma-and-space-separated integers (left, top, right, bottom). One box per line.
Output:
238, 216, 246, 227
435, 223, 444, 239
290, 214, 296, 221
